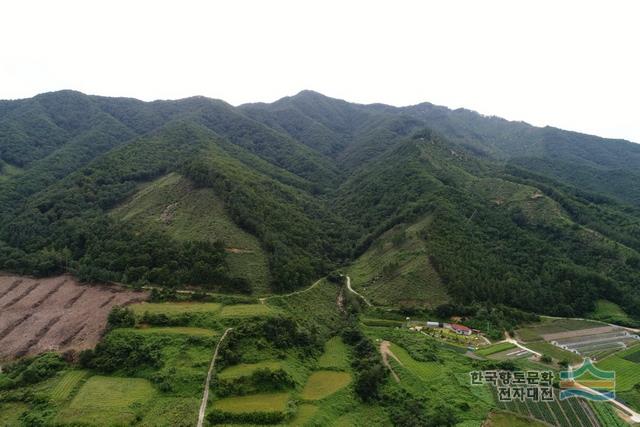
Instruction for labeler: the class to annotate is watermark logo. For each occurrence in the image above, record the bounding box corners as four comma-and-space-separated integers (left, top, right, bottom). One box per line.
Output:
559, 358, 615, 401
470, 370, 554, 402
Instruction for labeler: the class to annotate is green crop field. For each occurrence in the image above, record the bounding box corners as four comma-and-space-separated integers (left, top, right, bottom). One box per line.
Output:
525, 341, 583, 364
217, 361, 283, 379
623, 346, 640, 363
389, 342, 443, 381
288, 403, 319, 426
347, 216, 449, 309
219, 303, 277, 318
597, 352, 640, 391
139, 397, 199, 427
300, 371, 352, 400
130, 301, 222, 315
318, 336, 350, 370
111, 173, 271, 294
55, 376, 156, 425
49, 370, 88, 403
128, 326, 217, 337
212, 392, 290, 413
475, 342, 516, 357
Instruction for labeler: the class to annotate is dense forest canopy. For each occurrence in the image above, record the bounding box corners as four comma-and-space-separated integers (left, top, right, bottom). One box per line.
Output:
1, 90, 639, 318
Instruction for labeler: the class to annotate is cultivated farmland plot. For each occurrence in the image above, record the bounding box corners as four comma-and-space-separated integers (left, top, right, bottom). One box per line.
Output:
0, 274, 147, 360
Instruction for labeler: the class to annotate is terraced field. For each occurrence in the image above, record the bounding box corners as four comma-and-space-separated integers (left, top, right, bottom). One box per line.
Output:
475, 342, 516, 357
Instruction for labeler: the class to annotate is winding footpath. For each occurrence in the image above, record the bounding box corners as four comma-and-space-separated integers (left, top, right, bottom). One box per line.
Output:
258, 277, 324, 304
346, 275, 372, 306
197, 327, 233, 427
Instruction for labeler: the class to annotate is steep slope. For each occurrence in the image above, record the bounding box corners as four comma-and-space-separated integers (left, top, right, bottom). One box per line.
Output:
0, 89, 638, 321
111, 173, 271, 294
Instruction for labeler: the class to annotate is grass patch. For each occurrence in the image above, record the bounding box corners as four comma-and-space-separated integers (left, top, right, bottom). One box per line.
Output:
0, 402, 28, 426
300, 371, 352, 400
56, 376, 156, 425
361, 318, 405, 327
484, 410, 548, 426
591, 299, 634, 325
130, 301, 222, 315
218, 361, 283, 379
140, 397, 199, 427
131, 326, 217, 337
49, 370, 89, 403
219, 303, 277, 318
475, 342, 516, 357
212, 392, 289, 413
318, 336, 350, 370
288, 403, 319, 426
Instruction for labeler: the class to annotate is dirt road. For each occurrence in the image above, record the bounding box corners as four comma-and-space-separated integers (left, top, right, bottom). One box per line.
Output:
380, 340, 402, 382
346, 276, 372, 307
197, 327, 233, 427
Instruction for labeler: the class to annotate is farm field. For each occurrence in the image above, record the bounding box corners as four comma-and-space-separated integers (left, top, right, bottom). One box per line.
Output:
0, 402, 28, 426
476, 342, 516, 357
300, 371, 351, 400
516, 318, 608, 342
219, 303, 277, 318
526, 341, 583, 364
139, 397, 199, 427
129, 301, 222, 315
212, 392, 290, 412
217, 361, 283, 379
55, 376, 156, 425
596, 349, 640, 391
48, 370, 89, 403
288, 403, 319, 426
128, 326, 217, 337
317, 336, 350, 369
387, 342, 443, 381
0, 274, 147, 360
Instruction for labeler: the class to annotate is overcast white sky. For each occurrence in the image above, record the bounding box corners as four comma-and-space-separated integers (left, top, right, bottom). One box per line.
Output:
1, 1, 639, 142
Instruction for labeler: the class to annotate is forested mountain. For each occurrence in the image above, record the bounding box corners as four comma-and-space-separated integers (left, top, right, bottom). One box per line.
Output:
1, 89, 639, 319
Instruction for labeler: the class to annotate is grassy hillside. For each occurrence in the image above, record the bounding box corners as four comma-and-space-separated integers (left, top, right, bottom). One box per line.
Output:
348, 215, 448, 309
112, 173, 271, 294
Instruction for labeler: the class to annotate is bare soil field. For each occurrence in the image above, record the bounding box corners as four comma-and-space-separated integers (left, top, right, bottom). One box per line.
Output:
0, 274, 147, 361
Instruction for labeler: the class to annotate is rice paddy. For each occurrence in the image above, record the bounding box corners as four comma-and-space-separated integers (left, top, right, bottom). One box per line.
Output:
318, 336, 350, 369
130, 301, 222, 315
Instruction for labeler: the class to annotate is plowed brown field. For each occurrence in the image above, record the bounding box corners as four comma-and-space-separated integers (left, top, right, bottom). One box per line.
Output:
0, 274, 147, 360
